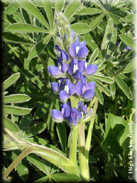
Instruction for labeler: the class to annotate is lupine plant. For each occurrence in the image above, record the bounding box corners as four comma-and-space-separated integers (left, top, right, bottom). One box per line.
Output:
2, 0, 136, 182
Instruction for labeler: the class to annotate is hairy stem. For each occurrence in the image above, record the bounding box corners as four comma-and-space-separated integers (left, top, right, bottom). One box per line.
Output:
69, 125, 80, 173
78, 123, 90, 181
85, 97, 98, 169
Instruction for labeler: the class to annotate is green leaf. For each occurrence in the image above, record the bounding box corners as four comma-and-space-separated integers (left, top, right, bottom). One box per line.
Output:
20, 8, 31, 24
3, 116, 20, 132
71, 23, 90, 34
115, 75, 132, 100
28, 35, 51, 59
101, 128, 123, 154
88, 48, 99, 64
110, 82, 116, 99
20, 122, 46, 138
90, 13, 105, 31
3, 94, 31, 104
101, 18, 114, 51
119, 34, 135, 49
122, 13, 134, 23
16, 158, 29, 182
34, 176, 49, 183
107, 27, 117, 59
82, 33, 103, 59
95, 87, 104, 105
56, 123, 66, 152
16, 0, 49, 29
3, 13, 16, 24
91, 74, 114, 83
4, 2, 19, 15
64, 0, 81, 20
27, 154, 49, 175
3, 105, 32, 116
109, 12, 125, 34
55, 0, 65, 12
95, 80, 111, 97
3, 32, 32, 45
2, 72, 20, 91
18, 114, 32, 131
124, 59, 135, 73
76, 7, 103, 16
89, 156, 97, 164
7, 23, 49, 33
41, 0, 53, 28
20, 69, 45, 90
51, 173, 80, 182
101, 113, 125, 154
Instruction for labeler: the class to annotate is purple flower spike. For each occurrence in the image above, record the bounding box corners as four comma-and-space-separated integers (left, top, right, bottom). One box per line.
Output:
51, 109, 64, 122
51, 82, 59, 93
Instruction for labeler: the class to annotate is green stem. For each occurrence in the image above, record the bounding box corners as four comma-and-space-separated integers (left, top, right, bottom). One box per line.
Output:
78, 124, 90, 181
69, 125, 80, 172
85, 97, 98, 166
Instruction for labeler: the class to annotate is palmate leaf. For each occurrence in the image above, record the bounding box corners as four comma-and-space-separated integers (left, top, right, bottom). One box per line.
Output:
20, 122, 46, 138
76, 7, 103, 16
82, 33, 103, 59
88, 48, 99, 64
55, 0, 65, 12
3, 116, 20, 132
2, 72, 20, 91
41, 0, 53, 28
119, 34, 135, 49
90, 13, 105, 31
20, 69, 45, 89
7, 23, 49, 33
90, 74, 114, 84
16, 0, 49, 29
64, 0, 81, 20
28, 35, 51, 59
71, 23, 90, 34
4, 2, 19, 15
3, 94, 31, 104
95, 87, 104, 105
3, 105, 32, 116
124, 58, 135, 73
3, 32, 32, 45
115, 75, 132, 100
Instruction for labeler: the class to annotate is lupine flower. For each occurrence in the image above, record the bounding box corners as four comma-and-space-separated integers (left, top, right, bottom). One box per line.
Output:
48, 53, 69, 78
68, 59, 98, 80
51, 103, 71, 123
75, 77, 96, 101
51, 102, 81, 125
51, 79, 75, 102
77, 101, 93, 121
59, 79, 75, 102
69, 37, 88, 59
